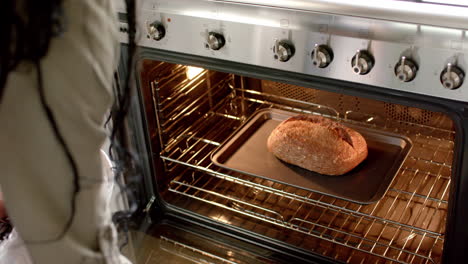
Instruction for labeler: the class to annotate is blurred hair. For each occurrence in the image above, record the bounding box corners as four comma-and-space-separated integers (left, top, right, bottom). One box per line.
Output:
0, 0, 64, 100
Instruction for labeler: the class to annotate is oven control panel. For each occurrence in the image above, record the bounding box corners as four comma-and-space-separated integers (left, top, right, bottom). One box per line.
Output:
117, 0, 468, 102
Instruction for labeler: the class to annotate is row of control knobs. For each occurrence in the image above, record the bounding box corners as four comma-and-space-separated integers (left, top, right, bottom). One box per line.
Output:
148, 23, 226, 51
274, 41, 465, 90
146, 23, 464, 90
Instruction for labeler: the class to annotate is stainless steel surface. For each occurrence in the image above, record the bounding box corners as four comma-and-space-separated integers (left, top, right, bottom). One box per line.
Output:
140, 61, 454, 263
395, 56, 418, 82
351, 50, 374, 75
211, 108, 413, 204
440, 63, 464, 90
210, 0, 468, 29
311, 44, 333, 68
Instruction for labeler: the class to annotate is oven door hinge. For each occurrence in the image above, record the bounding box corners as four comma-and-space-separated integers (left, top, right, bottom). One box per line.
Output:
141, 195, 165, 224
143, 195, 156, 214
134, 195, 160, 234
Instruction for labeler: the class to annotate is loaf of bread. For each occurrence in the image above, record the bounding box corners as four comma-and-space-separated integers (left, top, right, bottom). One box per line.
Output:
267, 115, 368, 175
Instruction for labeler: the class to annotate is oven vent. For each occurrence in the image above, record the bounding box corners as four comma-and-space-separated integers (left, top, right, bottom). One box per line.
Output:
261, 80, 451, 129
384, 103, 435, 126
263, 81, 318, 103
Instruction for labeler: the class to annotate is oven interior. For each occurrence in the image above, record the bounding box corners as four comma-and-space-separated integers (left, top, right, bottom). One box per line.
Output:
138, 59, 455, 264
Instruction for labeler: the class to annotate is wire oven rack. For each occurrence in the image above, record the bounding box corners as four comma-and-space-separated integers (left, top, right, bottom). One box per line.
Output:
148, 67, 454, 264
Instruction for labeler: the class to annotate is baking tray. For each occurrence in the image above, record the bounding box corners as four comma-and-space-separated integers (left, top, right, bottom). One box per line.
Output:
211, 108, 413, 204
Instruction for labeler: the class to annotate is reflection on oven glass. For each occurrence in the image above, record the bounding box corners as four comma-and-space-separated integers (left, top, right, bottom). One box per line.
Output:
211, 214, 232, 225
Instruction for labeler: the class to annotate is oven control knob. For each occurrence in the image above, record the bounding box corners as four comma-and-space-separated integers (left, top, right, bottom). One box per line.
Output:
273, 39, 294, 62
208, 32, 225, 50
440, 63, 464, 90
351, 50, 374, 75
394, 56, 418, 82
311, 44, 333, 68
148, 22, 165, 41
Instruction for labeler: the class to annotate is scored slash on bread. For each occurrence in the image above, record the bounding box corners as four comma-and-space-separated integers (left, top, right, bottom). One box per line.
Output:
267, 114, 368, 175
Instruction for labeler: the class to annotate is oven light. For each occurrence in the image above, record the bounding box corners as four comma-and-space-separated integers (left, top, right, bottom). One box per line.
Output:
186, 66, 204, 80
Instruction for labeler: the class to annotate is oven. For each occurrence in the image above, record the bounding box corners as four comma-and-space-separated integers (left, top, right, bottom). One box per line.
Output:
114, 1, 468, 263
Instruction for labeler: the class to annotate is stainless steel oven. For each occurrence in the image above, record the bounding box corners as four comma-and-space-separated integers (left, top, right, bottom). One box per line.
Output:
114, 1, 468, 263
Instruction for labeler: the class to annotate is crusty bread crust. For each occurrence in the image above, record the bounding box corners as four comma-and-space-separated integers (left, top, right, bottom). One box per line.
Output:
267, 115, 368, 175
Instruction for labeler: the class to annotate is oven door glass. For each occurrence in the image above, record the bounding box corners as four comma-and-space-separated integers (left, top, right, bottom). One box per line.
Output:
131, 221, 276, 264
135, 58, 455, 264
